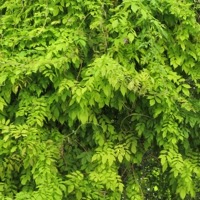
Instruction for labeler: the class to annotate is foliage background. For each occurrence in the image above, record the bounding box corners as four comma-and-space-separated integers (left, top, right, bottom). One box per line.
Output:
0, 0, 200, 199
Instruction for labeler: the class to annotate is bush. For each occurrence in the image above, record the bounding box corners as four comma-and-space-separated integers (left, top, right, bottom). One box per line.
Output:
0, 0, 200, 199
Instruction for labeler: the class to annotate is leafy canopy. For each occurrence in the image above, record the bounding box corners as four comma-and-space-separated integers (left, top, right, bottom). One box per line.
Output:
0, 0, 200, 199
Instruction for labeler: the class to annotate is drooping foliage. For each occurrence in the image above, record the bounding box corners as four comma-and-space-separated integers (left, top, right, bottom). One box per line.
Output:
0, 0, 200, 199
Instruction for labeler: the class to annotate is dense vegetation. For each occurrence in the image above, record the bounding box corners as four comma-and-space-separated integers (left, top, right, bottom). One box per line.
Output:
0, 0, 200, 199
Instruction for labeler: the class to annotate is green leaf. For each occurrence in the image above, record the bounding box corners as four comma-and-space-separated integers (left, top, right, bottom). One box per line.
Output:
125, 153, 130, 161
0, 97, 6, 111
154, 186, 158, 191
102, 155, 107, 164
153, 107, 163, 118
3, 134, 9, 142
131, 4, 139, 13
103, 85, 111, 97
112, 20, 119, 28
127, 33, 135, 43
180, 188, 186, 199
10, 146, 17, 153
76, 191, 82, 200
182, 88, 190, 96
68, 185, 74, 193
120, 85, 127, 96
0, 74, 7, 85
78, 109, 88, 124
118, 154, 123, 163
108, 154, 115, 166
131, 143, 137, 154
150, 99, 155, 106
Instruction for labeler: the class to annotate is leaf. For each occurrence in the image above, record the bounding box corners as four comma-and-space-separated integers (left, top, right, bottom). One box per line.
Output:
154, 186, 158, 191
108, 154, 115, 166
131, 143, 137, 154
120, 85, 127, 96
125, 153, 130, 161
131, 4, 139, 13
103, 85, 111, 97
118, 154, 123, 163
78, 109, 88, 124
10, 146, 17, 153
53, 107, 60, 119
0, 74, 7, 85
141, 9, 147, 19
182, 84, 191, 89
3, 134, 9, 142
150, 99, 155, 106
102, 155, 107, 164
153, 107, 163, 118
68, 185, 74, 193
53, 6, 60, 16
112, 20, 119, 28
76, 191, 82, 200
155, 96, 161, 103
127, 33, 135, 43
118, 183, 124, 193
180, 188, 186, 199
182, 88, 190, 96
0, 97, 6, 111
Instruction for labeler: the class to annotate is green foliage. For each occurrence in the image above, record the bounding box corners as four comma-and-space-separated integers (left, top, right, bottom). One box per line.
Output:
0, 0, 200, 199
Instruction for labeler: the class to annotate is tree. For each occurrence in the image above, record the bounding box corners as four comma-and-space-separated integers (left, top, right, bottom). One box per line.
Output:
0, 0, 200, 199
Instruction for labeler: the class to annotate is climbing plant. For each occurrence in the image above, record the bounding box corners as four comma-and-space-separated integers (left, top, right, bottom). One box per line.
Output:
0, 0, 200, 199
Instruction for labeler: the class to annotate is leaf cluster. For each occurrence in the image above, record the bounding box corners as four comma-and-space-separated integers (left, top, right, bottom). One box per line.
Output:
0, 0, 200, 199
